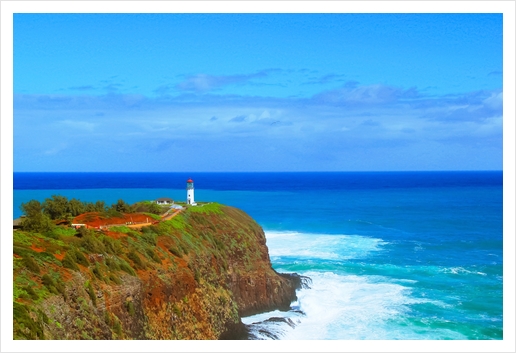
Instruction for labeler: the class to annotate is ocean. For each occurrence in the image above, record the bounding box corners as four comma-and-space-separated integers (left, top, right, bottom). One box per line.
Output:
13, 171, 503, 340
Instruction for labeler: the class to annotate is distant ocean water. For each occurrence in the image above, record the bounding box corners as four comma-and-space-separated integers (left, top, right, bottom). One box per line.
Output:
13, 171, 503, 340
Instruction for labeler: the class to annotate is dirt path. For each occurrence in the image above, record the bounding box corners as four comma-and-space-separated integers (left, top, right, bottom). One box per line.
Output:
161, 208, 183, 221
118, 209, 183, 229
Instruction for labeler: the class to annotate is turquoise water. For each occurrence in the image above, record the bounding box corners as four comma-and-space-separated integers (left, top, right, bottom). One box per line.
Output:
13, 172, 503, 339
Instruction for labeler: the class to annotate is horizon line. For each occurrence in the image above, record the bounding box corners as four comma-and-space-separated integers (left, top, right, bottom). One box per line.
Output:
13, 170, 503, 173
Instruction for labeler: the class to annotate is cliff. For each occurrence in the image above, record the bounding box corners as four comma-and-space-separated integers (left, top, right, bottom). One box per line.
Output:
13, 203, 301, 340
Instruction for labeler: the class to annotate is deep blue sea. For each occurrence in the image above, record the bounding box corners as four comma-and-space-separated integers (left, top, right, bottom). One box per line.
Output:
13, 171, 503, 340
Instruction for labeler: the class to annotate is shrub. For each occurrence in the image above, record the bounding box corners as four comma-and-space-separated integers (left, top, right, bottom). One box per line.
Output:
85, 280, 97, 307
141, 233, 157, 246
81, 233, 106, 254
145, 248, 161, 263
23, 285, 39, 300
41, 274, 55, 287
92, 262, 104, 281
42, 273, 66, 298
103, 208, 123, 219
127, 250, 144, 269
109, 273, 121, 285
104, 311, 112, 326
118, 259, 136, 276
169, 247, 182, 258
69, 247, 89, 267
13, 302, 45, 340
102, 236, 122, 255
141, 225, 160, 235
76, 226, 91, 238
23, 256, 40, 274
125, 301, 135, 316
62, 252, 79, 271
113, 317, 122, 337
76, 250, 90, 266
105, 257, 120, 271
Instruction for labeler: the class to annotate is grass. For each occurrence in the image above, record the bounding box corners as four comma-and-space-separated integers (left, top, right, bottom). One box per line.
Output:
188, 202, 223, 215
160, 216, 187, 232
109, 225, 132, 233
143, 212, 161, 220
13, 231, 34, 247
50, 227, 76, 237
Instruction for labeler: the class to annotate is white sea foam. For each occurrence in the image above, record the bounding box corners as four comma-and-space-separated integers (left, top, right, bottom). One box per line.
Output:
264, 231, 387, 261
248, 230, 468, 340
441, 267, 487, 276
243, 271, 462, 340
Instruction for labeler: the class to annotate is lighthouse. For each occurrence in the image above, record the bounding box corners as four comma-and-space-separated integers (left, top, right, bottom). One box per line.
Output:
186, 178, 196, 205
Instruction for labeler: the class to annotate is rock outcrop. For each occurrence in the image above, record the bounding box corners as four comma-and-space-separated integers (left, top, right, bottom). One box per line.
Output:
13, 203, 301, 340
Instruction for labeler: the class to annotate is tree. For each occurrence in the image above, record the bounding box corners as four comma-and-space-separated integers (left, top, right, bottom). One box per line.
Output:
20, 200, 44, 218
132, 201, 163, 215
94, 200, 106, 212
67, 198, 85, 217
83, 202, 97, 213
147, 202, 163, 215
112, 199, 132, 213
43, 195, 69, 220
20, 200, 54, 233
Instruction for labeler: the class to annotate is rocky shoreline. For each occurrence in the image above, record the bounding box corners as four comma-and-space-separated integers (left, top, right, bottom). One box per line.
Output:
221, 273, 311, 340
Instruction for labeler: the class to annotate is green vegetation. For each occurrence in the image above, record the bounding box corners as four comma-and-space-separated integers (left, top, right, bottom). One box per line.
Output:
41, 274, 66, 297
188, 202, 223, 215
85, 280, 97, 307
125, 300, 135, 316
18, 196, 163, 233
50, 227, 76, 237
133, 201, 165, 215
127, 250, 145, 270
109, 225, 132, 234
62, 252, 79, 271
143, 212, 162, 220
13, 195, 275, 340
13, 302, 45, 339
19, 200, 55, 233
23, 255, 41, 274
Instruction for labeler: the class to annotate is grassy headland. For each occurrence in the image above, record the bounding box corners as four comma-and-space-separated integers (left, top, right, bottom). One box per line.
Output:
13, 198, 301, 340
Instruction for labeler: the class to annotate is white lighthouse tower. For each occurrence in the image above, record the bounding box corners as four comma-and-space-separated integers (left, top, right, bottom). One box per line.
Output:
186, 178, 196, 205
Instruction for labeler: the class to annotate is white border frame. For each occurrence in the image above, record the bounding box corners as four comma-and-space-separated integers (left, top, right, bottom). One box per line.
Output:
1, 2, 514, 352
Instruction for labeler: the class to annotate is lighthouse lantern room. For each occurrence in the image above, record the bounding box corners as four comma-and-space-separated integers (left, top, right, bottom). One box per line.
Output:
186, 178, 196, 205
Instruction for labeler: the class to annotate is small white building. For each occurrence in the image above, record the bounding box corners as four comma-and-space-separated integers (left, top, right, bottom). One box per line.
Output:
155, 197, 173, 205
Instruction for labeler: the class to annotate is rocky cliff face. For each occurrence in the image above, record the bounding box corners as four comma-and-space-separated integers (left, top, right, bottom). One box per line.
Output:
13, 203, 301, 340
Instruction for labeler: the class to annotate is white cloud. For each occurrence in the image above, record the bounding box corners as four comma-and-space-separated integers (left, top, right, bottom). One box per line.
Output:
482, 91, 503, 111
43, 143, 68, 155
13, 85, 503, 171
58, 119, 96, 132
175, 71, 270, 92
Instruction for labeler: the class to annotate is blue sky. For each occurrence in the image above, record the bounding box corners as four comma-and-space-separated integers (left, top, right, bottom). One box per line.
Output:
13, 13, 503, 172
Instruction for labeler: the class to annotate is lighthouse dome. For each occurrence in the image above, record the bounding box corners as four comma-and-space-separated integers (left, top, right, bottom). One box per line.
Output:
187, 178, 194, 183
